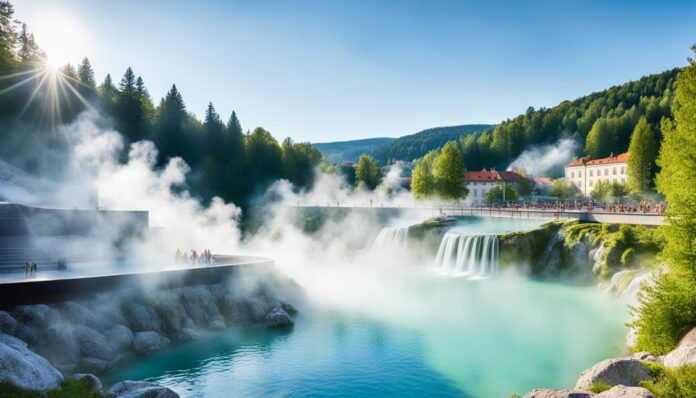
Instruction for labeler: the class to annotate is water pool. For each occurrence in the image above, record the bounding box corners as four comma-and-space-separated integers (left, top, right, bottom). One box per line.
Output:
106, 277, 627, 398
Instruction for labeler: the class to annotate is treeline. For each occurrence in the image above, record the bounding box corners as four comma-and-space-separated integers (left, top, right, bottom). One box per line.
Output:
0, 1, 322, 207
373, 124, 493, 165
459, 69, 678, 171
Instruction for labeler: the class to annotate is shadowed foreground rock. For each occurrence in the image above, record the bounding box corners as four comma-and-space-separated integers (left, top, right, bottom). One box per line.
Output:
523, 388, 592, 398
266, 305, 294, 328
0, 332, 63, 392
109, 380, 179, 398
72, 373, 103, 393
595, 385, 655, 398
574, 358, 651, 390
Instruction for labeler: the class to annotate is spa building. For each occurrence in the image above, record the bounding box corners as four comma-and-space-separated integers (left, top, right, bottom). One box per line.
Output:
564, 152, 628, 196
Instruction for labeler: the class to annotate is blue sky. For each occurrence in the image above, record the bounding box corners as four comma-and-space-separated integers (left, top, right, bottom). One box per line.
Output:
14, 0, 696, 143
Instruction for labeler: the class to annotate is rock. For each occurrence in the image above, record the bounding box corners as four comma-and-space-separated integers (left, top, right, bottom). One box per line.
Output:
61, 301, 90, 324
104, 324, 135, 352
34, 324, 80, 369
13, 323, 39, 345
265, 305, 294, 328
122, 302, 163, 333
209, 316, 226, 331
664, 327, 696, 368
630, 352, 658, 362
87, 299, 127, 331
0, 310, 18, 335
109, 380, 179, 398
280, 301, 298, 316
14, 304, 50, 327
180, 286, 221, 328
133, 331, 170, 354
0, 332, 63, 392
72, 373, 103, 393
176, 328, 201, 342
523, 389, 592, 398
75, 326, 113, 361
595, 385, 656, 398
80, 357, 113, 373
575, 358, 652, 390
153, 291, 187, 335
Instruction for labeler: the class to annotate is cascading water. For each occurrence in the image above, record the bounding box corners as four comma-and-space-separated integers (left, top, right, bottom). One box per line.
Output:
371, 226, 409, 250
433, 233, 499, 278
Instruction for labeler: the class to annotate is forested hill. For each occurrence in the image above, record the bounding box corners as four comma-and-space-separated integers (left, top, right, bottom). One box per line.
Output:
314, 137, 396, 163
459, 68, 679, 171
372, 124, 494, 165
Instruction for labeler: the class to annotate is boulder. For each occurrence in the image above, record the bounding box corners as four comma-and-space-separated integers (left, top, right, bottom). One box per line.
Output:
279, 301, 298, 316
133, 331, 170, 355
209, 316, 226, 331
14, 304, 50, 327
176, 328, 201, 342
80, 357, 113, 373
75, 326, 113, 361
104, 324, 134, 352
61, 302, 91, 324
180, 286, 221, 327
72, 373, 103, 393
664, 327, 696, 368
122, 302, 163, 333
109, 380, 179, 398
0, 310, 18, 335
33, 323, 80, 369
630, 352, 658, 362
0, 333, 63, 392
153, 291, 187, 335
575, 358, 652, 390
595, 385, 656, 398
523, 389, 592, 398
265, 306, 293, 328
13, 323, 39, 345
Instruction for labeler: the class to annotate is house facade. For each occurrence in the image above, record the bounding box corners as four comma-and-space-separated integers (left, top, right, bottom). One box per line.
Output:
564, 152, 628, 196
465, 170, 523, 206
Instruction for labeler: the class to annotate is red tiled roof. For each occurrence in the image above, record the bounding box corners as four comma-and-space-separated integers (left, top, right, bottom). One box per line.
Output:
566, 153, 628, 167
534, 177, 553, 186
464, 170, 523, 182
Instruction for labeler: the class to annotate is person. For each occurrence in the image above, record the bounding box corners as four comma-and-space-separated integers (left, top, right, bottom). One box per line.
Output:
30, 262, 37, 278
175, 249, 181, 264
182, 251, 189, 264
24, 261, 30, 278
191, 249, 198, 265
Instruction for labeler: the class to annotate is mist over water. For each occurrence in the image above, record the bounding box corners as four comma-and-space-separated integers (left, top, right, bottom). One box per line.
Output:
0, 111, 629, 397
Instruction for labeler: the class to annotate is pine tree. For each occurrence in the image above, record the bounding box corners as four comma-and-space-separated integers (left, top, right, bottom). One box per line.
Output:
0, 1, 17, 69
627, 117, 657, 193
17, 23, 41, 64
77, 58, 96, 88
655, 44, 696, 274
119, 67, 136, 95
433, 141, 467, 200
153, 84, 190, 164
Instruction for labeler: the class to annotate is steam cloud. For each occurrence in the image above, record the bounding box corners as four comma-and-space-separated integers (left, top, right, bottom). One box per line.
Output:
507, 138, 578, 177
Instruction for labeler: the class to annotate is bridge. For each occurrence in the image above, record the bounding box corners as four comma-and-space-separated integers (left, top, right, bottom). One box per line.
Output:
293, 204, 664, 226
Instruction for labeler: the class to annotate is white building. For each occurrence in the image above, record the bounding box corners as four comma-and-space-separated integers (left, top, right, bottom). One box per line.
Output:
465, 170, 523, 206
564, 152, 628, 196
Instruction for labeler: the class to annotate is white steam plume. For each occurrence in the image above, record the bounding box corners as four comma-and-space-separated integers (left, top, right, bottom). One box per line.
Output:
507, 138, 578, 177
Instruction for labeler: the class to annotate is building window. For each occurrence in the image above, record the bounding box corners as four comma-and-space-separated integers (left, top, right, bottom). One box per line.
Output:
571, 171, 574, 178
579, 171, 582, 178
621, 167, 625, 174
604, 169, 608, 176
590, 170, 593, 177
613, 168, 617, 175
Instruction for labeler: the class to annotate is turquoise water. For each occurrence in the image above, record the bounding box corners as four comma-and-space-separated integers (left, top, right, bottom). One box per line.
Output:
450, 216, 544, 235
106, 277, 628, 398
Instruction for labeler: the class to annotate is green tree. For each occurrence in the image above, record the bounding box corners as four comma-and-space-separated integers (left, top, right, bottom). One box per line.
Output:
354, 154, 382, 190
152, 84, 192, 164
550, 179, 580, 200
591, 180, 611, 200
245, 127, 283, 187
0, 1, 17, 70
433, 141, 467, 200
411, 150, 438, 199
627, 117, 657, 193
484, 183, 518, 205
115, 67, 147, 143
17, 23, 41, 64
282, 138, 323, 189
631, 45, 696, 354
584, 118, 615, 158
77, 58, 96, 89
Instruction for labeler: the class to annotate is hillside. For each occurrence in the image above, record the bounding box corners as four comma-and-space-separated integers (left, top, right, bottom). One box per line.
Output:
313, 137, 396, 163
373, 124, 494, 165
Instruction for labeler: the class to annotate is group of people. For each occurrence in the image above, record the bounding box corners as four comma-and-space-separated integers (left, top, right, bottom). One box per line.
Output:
174, 248, 214, 265
488, 199, 666, 214
24, 261, 37, 278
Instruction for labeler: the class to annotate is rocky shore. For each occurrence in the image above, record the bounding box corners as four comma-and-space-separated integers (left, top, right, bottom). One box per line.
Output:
0, 270, 303, 397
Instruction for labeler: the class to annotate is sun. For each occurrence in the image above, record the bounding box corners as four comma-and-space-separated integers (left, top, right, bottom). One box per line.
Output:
33, 12, 86, 69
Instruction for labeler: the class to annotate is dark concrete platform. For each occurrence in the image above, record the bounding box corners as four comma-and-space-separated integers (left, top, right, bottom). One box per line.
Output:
0, 255, 274, 308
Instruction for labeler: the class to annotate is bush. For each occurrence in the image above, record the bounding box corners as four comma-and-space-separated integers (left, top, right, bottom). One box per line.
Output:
641, 363, 696, 398
630, 269, 696, 354
0, 379, 105, 398
621, 248, 635, 266
0, 383, 40, 398
588, 382, 612, 393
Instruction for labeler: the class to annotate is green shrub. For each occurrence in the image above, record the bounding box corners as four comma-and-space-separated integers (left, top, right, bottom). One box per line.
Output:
630, 269, 696, 354
588, 382, 612, 393
0, 383, 41, 398
621, 248, 635, 266
641, 364, 696, 398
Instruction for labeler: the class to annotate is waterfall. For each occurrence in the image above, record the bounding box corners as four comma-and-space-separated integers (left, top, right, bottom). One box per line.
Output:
371, 226, 409, 250
433, 233, 499, 278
